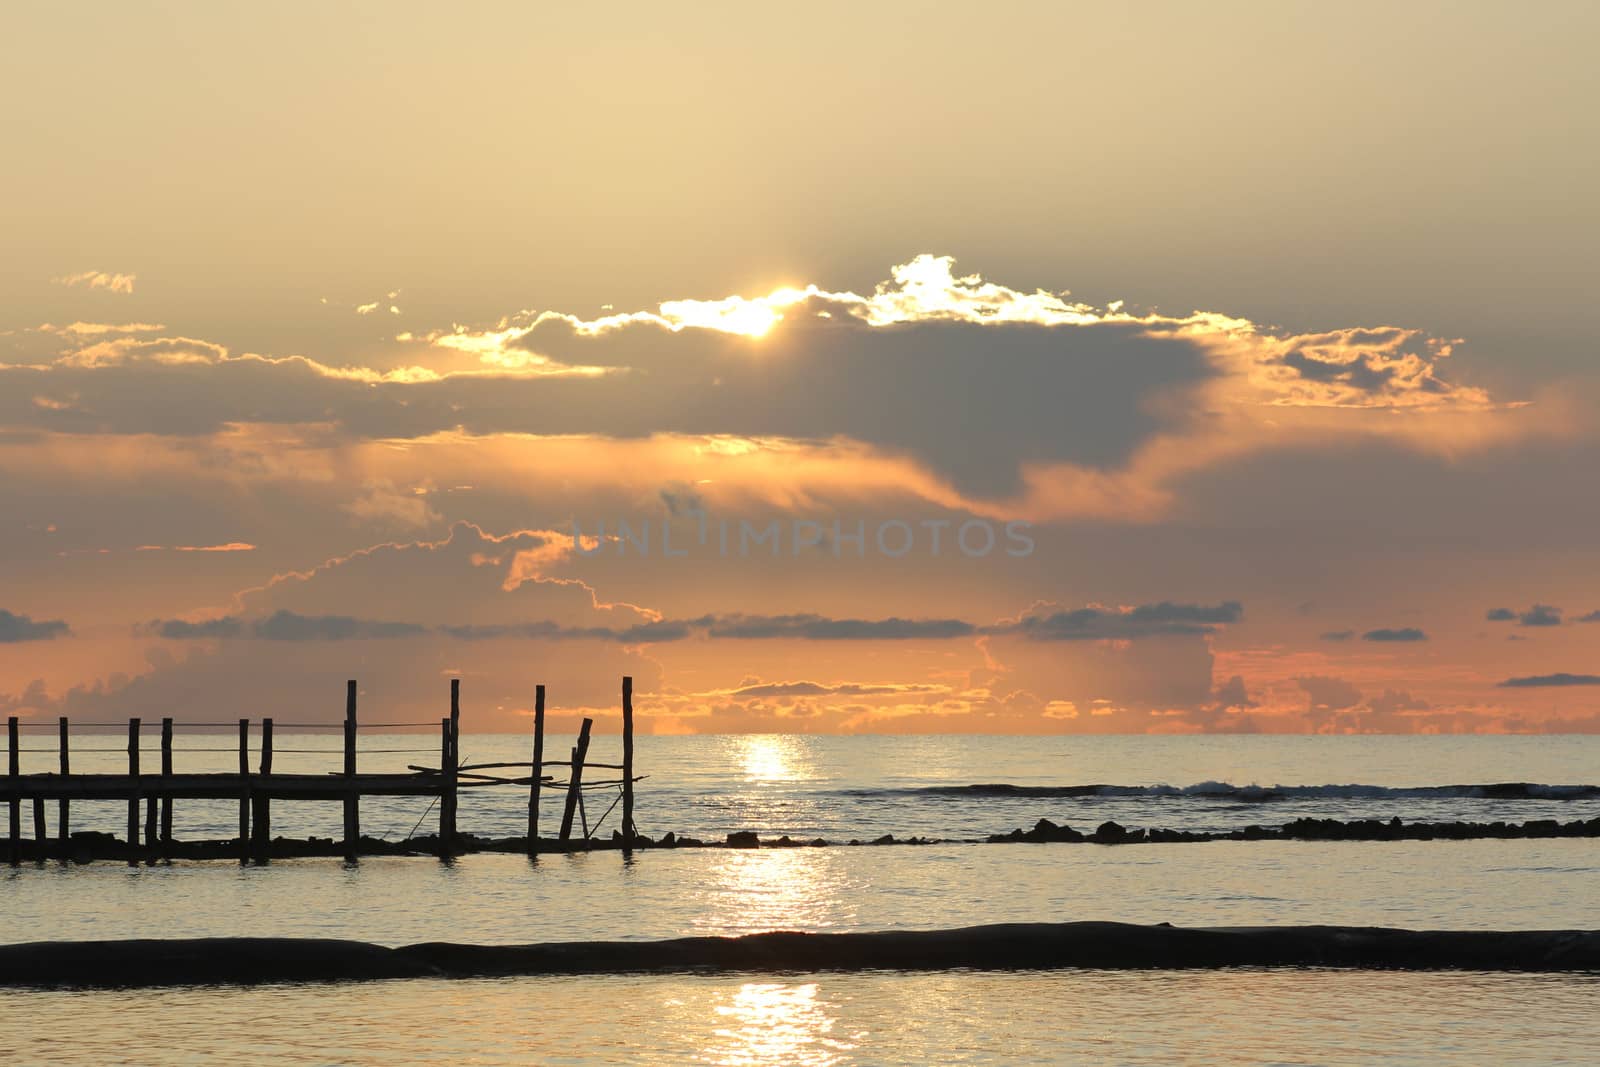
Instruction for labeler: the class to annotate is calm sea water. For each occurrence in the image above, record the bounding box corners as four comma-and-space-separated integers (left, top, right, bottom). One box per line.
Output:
10, 971, 1599, 1066
12, 732, 1600, 842
3, 734, 1597, 1065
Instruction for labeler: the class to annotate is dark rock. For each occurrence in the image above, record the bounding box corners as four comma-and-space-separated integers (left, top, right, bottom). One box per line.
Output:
1089, 820, 1130, 843
726, 831, 761, 849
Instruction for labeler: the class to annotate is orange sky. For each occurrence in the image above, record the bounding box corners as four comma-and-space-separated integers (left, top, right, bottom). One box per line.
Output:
2, 4, 1598, 733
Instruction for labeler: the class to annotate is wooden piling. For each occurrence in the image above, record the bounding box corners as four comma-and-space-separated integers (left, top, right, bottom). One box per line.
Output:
253, 717, 273, 856
343, 680, 359, 856
7, 717, 18, 864
159, 717, 174, 849
144, 790, 157, 857
438, 718, 453, 857
126, 718, 141, 857
622, 675, 635, 844
57, 717, 70, 853
559, 717, 593, 842
527, 684, 545, 853
237, 718, 250, 861
440, 679, 459, 854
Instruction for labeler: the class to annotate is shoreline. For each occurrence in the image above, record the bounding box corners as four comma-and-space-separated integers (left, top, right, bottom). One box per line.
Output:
3, 923, 1598, 987
6, 813, 1598, 864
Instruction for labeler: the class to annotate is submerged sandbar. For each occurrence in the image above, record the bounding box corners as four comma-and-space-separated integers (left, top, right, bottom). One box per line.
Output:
3, 922, 1597, 987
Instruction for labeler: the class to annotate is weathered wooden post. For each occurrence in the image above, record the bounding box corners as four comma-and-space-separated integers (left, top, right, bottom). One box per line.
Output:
253, 717, 273, 857
527, 684, 545, 853
126, 718, 141, 861
57, 717, 70, 854
622, 675, 635, 845
437, 717, 453, 856
449, 677, 461, 762
237, 718, 250, 862
143, 785, 157, 856
159, 717, 174, 850
440, 679, 459, 853
559, 717, 593, 842
343, 680, 359, 857
32, 785, 45, 853
6, 717, 18, 865
21, 716, 43, 857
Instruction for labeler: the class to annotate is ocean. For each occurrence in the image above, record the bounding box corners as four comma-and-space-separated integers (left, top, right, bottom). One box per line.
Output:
4, 733, 1597, 1065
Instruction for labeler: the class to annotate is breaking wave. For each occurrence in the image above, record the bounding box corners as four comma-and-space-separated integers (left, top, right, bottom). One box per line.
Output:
835, 782, 1600, 802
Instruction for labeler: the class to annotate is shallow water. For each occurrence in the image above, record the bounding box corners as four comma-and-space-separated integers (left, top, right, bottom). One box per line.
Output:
16, 732, 1600, 842
10, 970, 1599, 1066
4, 734, 1596, 1064
4, 839, 1599, 945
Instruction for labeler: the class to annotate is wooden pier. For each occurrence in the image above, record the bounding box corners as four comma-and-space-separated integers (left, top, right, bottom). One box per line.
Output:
1, 676, 643, 865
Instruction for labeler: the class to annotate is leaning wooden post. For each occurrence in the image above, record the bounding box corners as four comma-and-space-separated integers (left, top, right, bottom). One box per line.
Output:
253, 717, 273, 857
558, 717, 593, 842
159, 717, 174, 850
126, 718, 141, 860
343, 680, 359, 857
6, 717, 18, 865
527, 684, 545, 853
237, 719, 250, 862
57, 717, 70, 855
621, 675, 635, 845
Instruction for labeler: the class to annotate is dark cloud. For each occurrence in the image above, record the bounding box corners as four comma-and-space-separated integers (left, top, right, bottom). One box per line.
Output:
1499, 673, 1600, 688
147, 601, 1244, 646
1296, 675, 1364, 712
0, 609, 69, 643
1362, 627, 1427, 642
0, 314, 1214, 498
150, 612, 427, 641
148, 612, 971, 644
699, 614, 977, 640
1518, 604, 1563, 627
439, 620, 693, 643
1001, 601, 1241, 641
728, 681, 942, 698
1486, 604, 1565, 627
150, 617, 243, 639
1367, 688, 1430, 715
512, 314, 1215, 497
1210, 675, 1257, 710
253, 611, 428, 641
1180, 674, 1262, 733
1320, 630, 1355, 641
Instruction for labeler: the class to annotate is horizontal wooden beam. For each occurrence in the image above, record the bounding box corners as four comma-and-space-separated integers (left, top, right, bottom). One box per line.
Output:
0, 772, 448, 801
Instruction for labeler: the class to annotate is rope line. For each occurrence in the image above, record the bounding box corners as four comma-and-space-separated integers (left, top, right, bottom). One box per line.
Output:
267, 747, 437, 754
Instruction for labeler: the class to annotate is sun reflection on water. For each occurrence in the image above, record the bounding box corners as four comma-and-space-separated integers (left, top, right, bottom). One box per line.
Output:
690, 848, 862, 935
728, 735, 814, 784
700, 982, 855, 1067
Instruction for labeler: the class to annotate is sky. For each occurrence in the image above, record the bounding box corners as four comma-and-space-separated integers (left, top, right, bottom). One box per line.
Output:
2, 2, 1598, 734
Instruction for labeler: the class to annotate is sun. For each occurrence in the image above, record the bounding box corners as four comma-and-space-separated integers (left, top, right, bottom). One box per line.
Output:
658, 285, 822, 338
